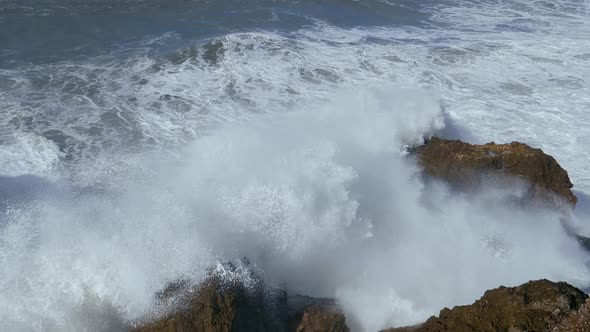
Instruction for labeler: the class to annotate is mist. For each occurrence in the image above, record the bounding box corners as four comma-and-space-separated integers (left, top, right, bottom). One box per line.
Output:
0, 87, 588, 331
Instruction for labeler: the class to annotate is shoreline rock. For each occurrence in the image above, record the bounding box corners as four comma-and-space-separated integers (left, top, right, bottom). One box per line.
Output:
290, 300, 349, 332
131, 138, 587, 332
413, 137, 577, 209
382, 280, 588, 332
132, 275, 590, 332
131, 262, 349, 332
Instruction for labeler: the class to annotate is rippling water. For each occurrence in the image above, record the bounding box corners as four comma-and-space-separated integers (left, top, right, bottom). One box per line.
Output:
1, 1, 590, 331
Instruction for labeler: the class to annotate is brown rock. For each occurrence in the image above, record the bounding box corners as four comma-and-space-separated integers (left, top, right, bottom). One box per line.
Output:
287, 296, 349, 332
552, 299, 590, 332
383, 279, 588, 332
131, 263, 287, 332
414, 137, 577, 208
131, 263, 350, 332
295, 304, 348, 332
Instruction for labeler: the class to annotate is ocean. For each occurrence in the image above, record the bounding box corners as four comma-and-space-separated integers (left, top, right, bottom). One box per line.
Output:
1, 0, 590, 330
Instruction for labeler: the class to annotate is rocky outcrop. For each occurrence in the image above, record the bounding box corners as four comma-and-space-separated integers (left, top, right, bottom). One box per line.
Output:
414, 137, 577, 208
131, 266, 286, 332
130, 136, 586, 332
383, 280, 588, 332
131, 262, 349, 332
295, 304, 349, 332
134, 275, 590, 332
552, 298, 590, 331
287, 296, 349, 332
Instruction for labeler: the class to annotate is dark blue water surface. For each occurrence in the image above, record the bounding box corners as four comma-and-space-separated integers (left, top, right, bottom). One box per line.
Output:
0, 0, 431, 67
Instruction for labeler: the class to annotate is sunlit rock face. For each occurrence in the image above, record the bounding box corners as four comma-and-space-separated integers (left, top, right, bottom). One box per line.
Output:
383, 279, 588, 332
415, 137, 577, 210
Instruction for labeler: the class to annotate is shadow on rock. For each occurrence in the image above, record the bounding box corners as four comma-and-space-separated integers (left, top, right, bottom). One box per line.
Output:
130, 260, 349, 332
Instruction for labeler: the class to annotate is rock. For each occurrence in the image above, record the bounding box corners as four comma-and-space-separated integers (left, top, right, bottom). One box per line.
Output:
294, 304, 348, 332
131, 262, 350, 332
414, 137, 577, 209
305, 305, 349, 331
131, 262, 287, 332
286, 295, 349, 332
552, 298, 590, 332
382, 279, 588, 332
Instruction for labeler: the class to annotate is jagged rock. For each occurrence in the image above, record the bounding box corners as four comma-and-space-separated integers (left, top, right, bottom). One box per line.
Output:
287, 295, 349, 332
382, 279, 588, 332
131, 262, 350, 332
295, 304, 349, 332
131, 262, 287, 332
552, 298, 590, 332
414, 137, 577, 209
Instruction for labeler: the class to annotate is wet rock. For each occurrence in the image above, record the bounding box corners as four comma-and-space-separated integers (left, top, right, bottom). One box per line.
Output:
414, 137, 577, 209
131, 262, 287, 332
383, 279, 588, 332
293, 303, 349, 332
131, 262, 350, 332
287, 295, 349, 332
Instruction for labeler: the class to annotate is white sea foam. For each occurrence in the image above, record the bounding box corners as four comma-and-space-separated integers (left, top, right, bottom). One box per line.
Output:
0, 132, 60, 179
1, 87, 589, 332
3, 4, 589, 189
3, 0, 590, 188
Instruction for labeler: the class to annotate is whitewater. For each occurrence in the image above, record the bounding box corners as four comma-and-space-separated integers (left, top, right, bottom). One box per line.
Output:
1, 0, 589, 331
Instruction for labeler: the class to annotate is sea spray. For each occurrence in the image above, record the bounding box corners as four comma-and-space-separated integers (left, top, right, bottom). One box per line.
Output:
1, 87, 588, 331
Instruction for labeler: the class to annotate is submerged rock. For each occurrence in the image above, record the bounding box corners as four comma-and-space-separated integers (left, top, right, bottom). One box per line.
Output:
383, 279, 588, 332
414, 137, 577, 209
131, 262, 349, 332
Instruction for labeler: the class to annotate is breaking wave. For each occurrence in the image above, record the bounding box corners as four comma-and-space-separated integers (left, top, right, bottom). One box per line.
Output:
1, 87, 589, 331
1, 0, 590, 331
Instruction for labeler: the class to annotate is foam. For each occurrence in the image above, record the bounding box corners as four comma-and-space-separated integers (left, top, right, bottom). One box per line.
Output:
0, 132, 60, 179
1, 87, 589, 331
2, 2, 588, 189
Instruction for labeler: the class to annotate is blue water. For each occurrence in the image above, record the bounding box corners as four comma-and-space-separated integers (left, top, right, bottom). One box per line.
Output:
1, 1, 590, 331
0, 0, 429, 67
